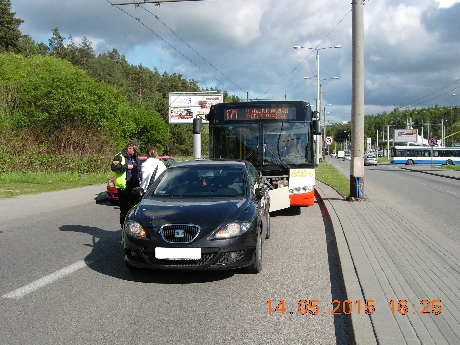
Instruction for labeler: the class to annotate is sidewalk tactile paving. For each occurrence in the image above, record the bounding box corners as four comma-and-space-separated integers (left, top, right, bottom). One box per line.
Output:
316, 177, 460, 345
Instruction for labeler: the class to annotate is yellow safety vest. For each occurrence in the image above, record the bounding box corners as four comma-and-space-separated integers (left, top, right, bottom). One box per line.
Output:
114, 154, 127, 189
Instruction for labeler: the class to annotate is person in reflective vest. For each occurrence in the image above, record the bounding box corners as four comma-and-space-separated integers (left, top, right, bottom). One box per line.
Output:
111, 140, 141, 227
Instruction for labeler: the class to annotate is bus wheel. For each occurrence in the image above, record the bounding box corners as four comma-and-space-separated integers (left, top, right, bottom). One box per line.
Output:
406, 159, 414, 165
447, 159, 453, 165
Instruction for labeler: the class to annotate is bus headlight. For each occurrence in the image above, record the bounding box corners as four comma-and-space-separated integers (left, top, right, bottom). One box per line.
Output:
289, 185, 314, 194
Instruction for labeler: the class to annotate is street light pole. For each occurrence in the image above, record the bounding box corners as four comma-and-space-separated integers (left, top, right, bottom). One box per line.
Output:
451, 94, 456, 146
294, 45, 341, 164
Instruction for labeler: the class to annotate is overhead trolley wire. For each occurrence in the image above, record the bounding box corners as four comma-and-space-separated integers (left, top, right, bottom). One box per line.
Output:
401, 78, 460, 109
261, 9, 352, 98
106, 0, 246, 100
140, 5, 246, 95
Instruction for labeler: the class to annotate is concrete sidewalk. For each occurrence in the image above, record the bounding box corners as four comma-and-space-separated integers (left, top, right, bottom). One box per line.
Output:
315, 168, 460, 344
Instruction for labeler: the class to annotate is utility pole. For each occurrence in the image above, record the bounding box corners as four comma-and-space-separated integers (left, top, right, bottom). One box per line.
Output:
349, 0, 365, 199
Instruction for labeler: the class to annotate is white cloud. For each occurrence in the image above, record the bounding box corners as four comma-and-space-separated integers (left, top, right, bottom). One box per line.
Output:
436, 0, 460, 8
10, 0, 460, 122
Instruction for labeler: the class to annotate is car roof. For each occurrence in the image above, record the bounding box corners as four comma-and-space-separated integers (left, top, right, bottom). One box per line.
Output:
169, 159, 248, 169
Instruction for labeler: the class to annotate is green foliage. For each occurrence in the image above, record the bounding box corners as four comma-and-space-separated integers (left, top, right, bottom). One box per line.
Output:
327, 105, 460, 151
0, 0, 24, 53
0, 23, 244, 173
131, 107, 169, 154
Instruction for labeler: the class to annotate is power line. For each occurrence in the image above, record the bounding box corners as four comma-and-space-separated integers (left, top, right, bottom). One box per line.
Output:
262, 9, 352, 98
401, 79, 460, 108
106, 0, 246, 99
140, 5, 246, 94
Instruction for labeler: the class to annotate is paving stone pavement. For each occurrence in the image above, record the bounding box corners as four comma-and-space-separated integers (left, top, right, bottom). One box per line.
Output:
315, 167, 460, 345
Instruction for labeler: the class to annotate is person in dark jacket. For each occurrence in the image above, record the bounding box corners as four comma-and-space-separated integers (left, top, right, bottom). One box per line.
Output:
111, 140, 141, 227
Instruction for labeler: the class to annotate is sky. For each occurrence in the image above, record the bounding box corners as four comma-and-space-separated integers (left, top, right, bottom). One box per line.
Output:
10, 0, 460, 123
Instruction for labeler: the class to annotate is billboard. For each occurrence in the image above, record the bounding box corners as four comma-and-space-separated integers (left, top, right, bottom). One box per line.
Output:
168, 92, 223, 124
394, 129, 417, 143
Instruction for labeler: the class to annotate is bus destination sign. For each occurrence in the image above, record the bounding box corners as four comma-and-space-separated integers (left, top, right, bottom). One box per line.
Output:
225, 107, 296, 121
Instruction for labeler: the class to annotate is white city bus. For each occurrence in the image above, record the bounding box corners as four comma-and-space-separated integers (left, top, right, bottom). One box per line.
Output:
390, 146, 460, 165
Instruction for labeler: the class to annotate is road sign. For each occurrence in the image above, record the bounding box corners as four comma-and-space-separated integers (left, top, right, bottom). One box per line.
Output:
325, 136, 334, 146
428, 137, 437, 147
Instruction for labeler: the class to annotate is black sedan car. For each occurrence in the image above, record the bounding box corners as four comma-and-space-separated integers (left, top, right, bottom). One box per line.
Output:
122, 159, 270, 274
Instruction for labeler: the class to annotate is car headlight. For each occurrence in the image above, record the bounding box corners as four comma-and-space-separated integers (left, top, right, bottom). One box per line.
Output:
209, 222, 251, 240
124, 220, 146, 238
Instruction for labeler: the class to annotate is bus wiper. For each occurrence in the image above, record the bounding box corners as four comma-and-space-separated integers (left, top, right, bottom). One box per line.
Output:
264, 144, 289, 169
245, 145, 258, 160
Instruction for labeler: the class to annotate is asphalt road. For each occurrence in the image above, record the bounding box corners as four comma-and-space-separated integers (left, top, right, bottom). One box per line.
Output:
0, 188, 349, 344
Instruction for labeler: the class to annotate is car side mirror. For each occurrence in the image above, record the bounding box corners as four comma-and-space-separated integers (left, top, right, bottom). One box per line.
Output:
255, 187, 265, 200
132, 187, 144, 199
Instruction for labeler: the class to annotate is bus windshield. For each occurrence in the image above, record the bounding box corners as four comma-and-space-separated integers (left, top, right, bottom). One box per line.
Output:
210, 122, 312, 168
210, 123, 260, 165
263, 122, 312, 166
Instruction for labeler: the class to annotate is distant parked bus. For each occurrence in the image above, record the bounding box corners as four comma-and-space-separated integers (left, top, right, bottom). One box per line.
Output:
390, 146, 460, 165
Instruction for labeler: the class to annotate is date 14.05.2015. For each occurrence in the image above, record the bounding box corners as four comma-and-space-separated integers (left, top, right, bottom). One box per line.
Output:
266, 299, 442, 316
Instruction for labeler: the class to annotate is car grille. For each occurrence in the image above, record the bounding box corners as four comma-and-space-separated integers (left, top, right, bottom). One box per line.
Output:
160, 224, 200, 243
141, 251, 216, 267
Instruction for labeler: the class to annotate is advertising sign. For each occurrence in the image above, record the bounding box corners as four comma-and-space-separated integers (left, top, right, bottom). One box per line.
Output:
394, 129, 417, 143
169, 92, 223, 124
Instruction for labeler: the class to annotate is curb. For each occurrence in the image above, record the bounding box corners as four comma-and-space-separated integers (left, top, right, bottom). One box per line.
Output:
315, 185, 377, 345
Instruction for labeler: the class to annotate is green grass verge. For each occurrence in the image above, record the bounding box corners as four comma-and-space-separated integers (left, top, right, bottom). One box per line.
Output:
439, 165, 460, 171
0, 172, 112, 199
0, 156, 194, 199
315, 161, 349, 197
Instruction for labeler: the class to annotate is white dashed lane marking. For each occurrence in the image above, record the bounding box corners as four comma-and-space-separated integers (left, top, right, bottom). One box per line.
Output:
2, 260, 91, 299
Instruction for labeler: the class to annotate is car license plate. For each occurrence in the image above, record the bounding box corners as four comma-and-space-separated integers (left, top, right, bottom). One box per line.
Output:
155, 247, 201, 260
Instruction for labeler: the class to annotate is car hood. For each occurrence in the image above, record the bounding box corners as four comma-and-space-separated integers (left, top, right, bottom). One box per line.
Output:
133, 197, 248, 231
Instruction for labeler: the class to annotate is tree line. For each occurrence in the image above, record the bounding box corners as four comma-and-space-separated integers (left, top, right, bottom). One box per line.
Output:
327, 105, 459, 152
0, 0, 240, 173
1, 0, 458, 173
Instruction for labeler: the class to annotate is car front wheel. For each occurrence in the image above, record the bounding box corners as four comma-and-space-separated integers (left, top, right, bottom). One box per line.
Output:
244, 233, 262, 274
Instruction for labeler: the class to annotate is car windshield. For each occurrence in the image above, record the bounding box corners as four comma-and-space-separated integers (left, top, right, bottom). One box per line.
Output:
148, 166, 245, 197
